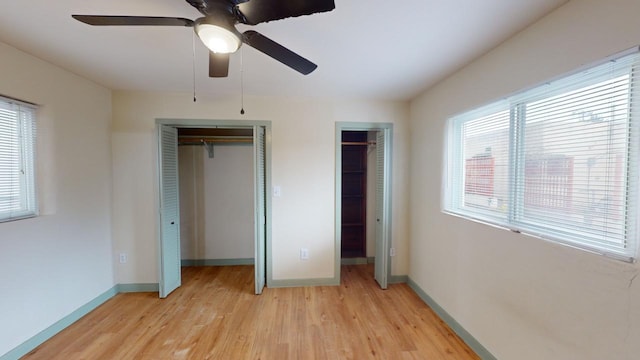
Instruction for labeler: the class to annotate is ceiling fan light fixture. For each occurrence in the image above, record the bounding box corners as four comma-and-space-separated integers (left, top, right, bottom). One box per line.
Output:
195, 18, 241, 54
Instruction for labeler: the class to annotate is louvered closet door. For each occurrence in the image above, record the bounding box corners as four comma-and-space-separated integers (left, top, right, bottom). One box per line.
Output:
374, 130, 388, 289
254, 126, 266, 295
159, 125, 181, 298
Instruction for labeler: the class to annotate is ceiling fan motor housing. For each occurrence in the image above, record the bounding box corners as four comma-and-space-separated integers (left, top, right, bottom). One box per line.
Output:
194, 15, 242, 54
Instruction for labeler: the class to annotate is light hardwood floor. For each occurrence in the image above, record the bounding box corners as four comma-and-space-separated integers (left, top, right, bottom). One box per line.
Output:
23, 265, 479, 359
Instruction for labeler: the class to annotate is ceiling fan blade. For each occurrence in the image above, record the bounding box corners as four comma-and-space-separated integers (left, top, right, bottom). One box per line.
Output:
242, 30, 317, 75
236, 0, 335, 25
72, 15, 194, 27
209, 52, 230, 77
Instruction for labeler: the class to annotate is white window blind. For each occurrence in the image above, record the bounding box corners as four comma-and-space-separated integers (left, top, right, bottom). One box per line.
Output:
0, 96, 37, 222
458, 107, 511, 221
444, 49, 640, 262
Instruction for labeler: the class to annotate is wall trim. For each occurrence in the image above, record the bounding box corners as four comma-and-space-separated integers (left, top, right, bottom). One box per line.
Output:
389, 275, 408, 284
181, 258, 255, 266
407, 278, 497, 360
1, 286, 118, 360
269, 277, 340, 288
117, 283, 159, 293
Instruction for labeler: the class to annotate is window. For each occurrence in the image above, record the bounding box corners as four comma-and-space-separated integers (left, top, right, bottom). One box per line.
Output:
444, 49, 640, 262
0, 96, 37, 222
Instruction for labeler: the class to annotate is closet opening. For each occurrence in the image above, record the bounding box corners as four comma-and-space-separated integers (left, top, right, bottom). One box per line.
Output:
340, 131, 376, 262
335, 122, 392, 290
177, 128, 255, 269
157, 121, 269, 298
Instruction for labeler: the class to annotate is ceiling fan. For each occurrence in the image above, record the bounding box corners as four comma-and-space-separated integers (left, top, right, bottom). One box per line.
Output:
72, 0, 335, 77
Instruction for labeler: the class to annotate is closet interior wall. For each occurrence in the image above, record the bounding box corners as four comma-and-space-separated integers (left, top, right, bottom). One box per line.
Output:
177, 128, 255, 263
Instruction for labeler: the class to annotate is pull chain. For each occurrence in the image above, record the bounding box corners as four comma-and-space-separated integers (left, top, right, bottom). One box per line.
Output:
240, 46, 245, 115
192, 32, 197, 102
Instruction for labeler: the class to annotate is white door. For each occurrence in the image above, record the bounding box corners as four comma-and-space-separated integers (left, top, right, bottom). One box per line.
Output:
374, 130, 389, 289
158, 125, 181, 298
254, 126, 266, 294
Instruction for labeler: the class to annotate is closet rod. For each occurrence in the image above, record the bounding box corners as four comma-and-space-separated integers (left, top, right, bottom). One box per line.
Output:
178, 137, 252, 145
341, 141, 376, 146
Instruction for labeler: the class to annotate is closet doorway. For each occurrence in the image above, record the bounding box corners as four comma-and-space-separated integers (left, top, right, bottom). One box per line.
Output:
177, 127, 254, 269
335, 122, 393, 289
157, 120, 271, 298
340, 131, 370, 259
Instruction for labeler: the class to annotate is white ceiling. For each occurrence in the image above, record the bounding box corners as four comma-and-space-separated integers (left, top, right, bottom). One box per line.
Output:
0, 0, 567, 101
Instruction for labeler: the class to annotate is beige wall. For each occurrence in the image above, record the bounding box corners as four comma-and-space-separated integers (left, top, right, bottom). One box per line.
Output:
409, 0, 640, 359
112, 91, 409, 284
179, 144, 254, 260
0, 42, 113, 356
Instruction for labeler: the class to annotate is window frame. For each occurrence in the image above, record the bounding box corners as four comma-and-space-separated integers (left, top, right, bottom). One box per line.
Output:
443, 48, 640, 262
0, 95, 38, 222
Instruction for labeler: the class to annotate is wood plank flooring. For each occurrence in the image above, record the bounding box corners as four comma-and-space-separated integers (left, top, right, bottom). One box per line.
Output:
23, 265, 479, 359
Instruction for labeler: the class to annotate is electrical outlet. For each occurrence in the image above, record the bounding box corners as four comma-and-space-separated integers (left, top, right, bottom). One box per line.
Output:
119, 253, 127, 264
300, 248, 309, 260
389, 247, 396, 257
